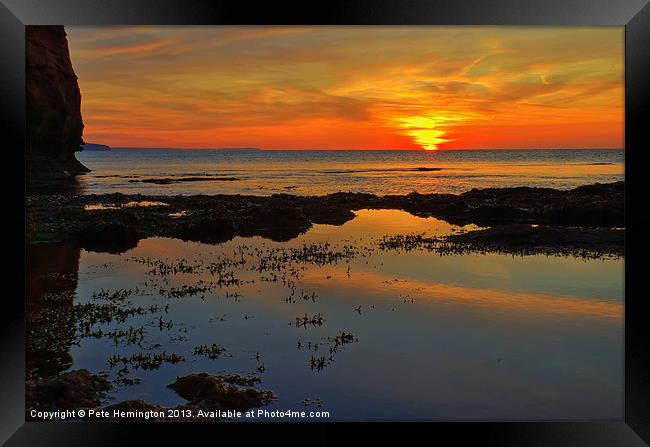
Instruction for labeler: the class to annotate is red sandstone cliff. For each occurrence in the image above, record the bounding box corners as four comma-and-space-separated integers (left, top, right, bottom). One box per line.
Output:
26, 26, 89, 179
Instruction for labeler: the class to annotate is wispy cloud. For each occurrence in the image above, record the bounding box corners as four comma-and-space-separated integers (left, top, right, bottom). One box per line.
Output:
67, 26, 624, 150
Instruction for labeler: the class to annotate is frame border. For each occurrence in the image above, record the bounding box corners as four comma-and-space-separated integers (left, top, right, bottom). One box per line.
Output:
3, 0, 649, 444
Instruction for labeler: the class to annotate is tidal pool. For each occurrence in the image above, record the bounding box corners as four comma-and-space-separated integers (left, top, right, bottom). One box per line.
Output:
26, 209, 623, 420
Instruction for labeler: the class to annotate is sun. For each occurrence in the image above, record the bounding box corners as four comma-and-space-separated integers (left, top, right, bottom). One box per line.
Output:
396, 116, 447, 150
407, 128, 447, 150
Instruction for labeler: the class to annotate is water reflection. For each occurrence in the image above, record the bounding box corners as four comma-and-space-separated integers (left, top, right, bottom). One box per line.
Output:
84, 201, 168, 211
27, 175, 85, 196
26, 244, 79, 378
26, 210, 623, 420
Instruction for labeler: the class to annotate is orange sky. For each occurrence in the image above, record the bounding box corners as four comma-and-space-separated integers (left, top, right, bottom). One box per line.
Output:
66, 26, 624, 150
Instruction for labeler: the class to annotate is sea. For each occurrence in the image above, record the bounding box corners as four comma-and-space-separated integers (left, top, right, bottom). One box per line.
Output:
75, 148, 624, 196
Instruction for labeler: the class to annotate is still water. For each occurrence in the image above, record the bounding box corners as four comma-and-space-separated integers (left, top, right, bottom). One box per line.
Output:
27, 210, 623, 420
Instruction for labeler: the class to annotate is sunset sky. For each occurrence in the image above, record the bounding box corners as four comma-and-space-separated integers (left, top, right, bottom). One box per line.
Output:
66, 26, 624, 150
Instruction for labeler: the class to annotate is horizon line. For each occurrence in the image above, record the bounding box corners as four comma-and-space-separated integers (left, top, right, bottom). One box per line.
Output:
101, 146, 625, 151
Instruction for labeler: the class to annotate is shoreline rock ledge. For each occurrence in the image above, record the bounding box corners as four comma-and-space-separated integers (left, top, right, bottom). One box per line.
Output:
26, 26, 89, 180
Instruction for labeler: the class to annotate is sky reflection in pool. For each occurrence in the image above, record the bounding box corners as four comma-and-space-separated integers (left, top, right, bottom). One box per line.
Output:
40, 209, 622, 420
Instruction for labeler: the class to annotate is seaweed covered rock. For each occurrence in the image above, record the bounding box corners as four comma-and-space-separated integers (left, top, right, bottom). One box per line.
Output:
25, 182, 626, 251
168, 373, 275, 411
76, 222, 140, 254
445, 224, 624, 256
239, 204, 311, 241
174, 214, 236, 244
301, 203, 356, 225
26, 369, 111, 411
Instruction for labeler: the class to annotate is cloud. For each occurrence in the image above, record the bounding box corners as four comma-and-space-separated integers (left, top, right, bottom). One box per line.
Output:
66, 26, 624, 150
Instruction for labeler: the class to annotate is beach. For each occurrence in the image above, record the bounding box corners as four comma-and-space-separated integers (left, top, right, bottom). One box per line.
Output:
26, 164, 624, 420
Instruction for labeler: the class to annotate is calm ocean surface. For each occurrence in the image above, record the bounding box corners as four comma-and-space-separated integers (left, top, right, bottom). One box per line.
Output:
76, 149, 624, 196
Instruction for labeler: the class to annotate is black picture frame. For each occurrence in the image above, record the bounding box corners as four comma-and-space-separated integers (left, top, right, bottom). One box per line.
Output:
3, 0, 649, 444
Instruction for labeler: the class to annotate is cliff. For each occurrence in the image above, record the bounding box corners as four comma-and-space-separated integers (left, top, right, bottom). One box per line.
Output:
26, 26, 89, 180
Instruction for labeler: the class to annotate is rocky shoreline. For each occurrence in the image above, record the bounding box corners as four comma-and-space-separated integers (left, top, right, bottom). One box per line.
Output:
26, 181, 624, 256
25, 181, 624, 415
27, 370, 274, 421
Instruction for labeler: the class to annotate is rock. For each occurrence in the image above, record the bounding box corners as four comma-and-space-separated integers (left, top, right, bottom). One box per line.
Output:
239, 204, 311, 241
76, 222, 140, 254
569, 181, 624, 195
25, 182, 626, 251
467, 204, 530, 225
325, 192, 377, 205
446, 224, 624, 256
167, 373, 275, 411
545, 181, 624, 227
301, 203, 356, 225
461, 185, 560, 201
26, 26, 89, 181
174, 215, 236, 244
401, 194, 468, 221
26, 369, 111, 411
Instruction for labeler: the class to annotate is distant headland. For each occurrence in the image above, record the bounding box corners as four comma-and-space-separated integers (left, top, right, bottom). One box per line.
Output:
81, 143, 110, 151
